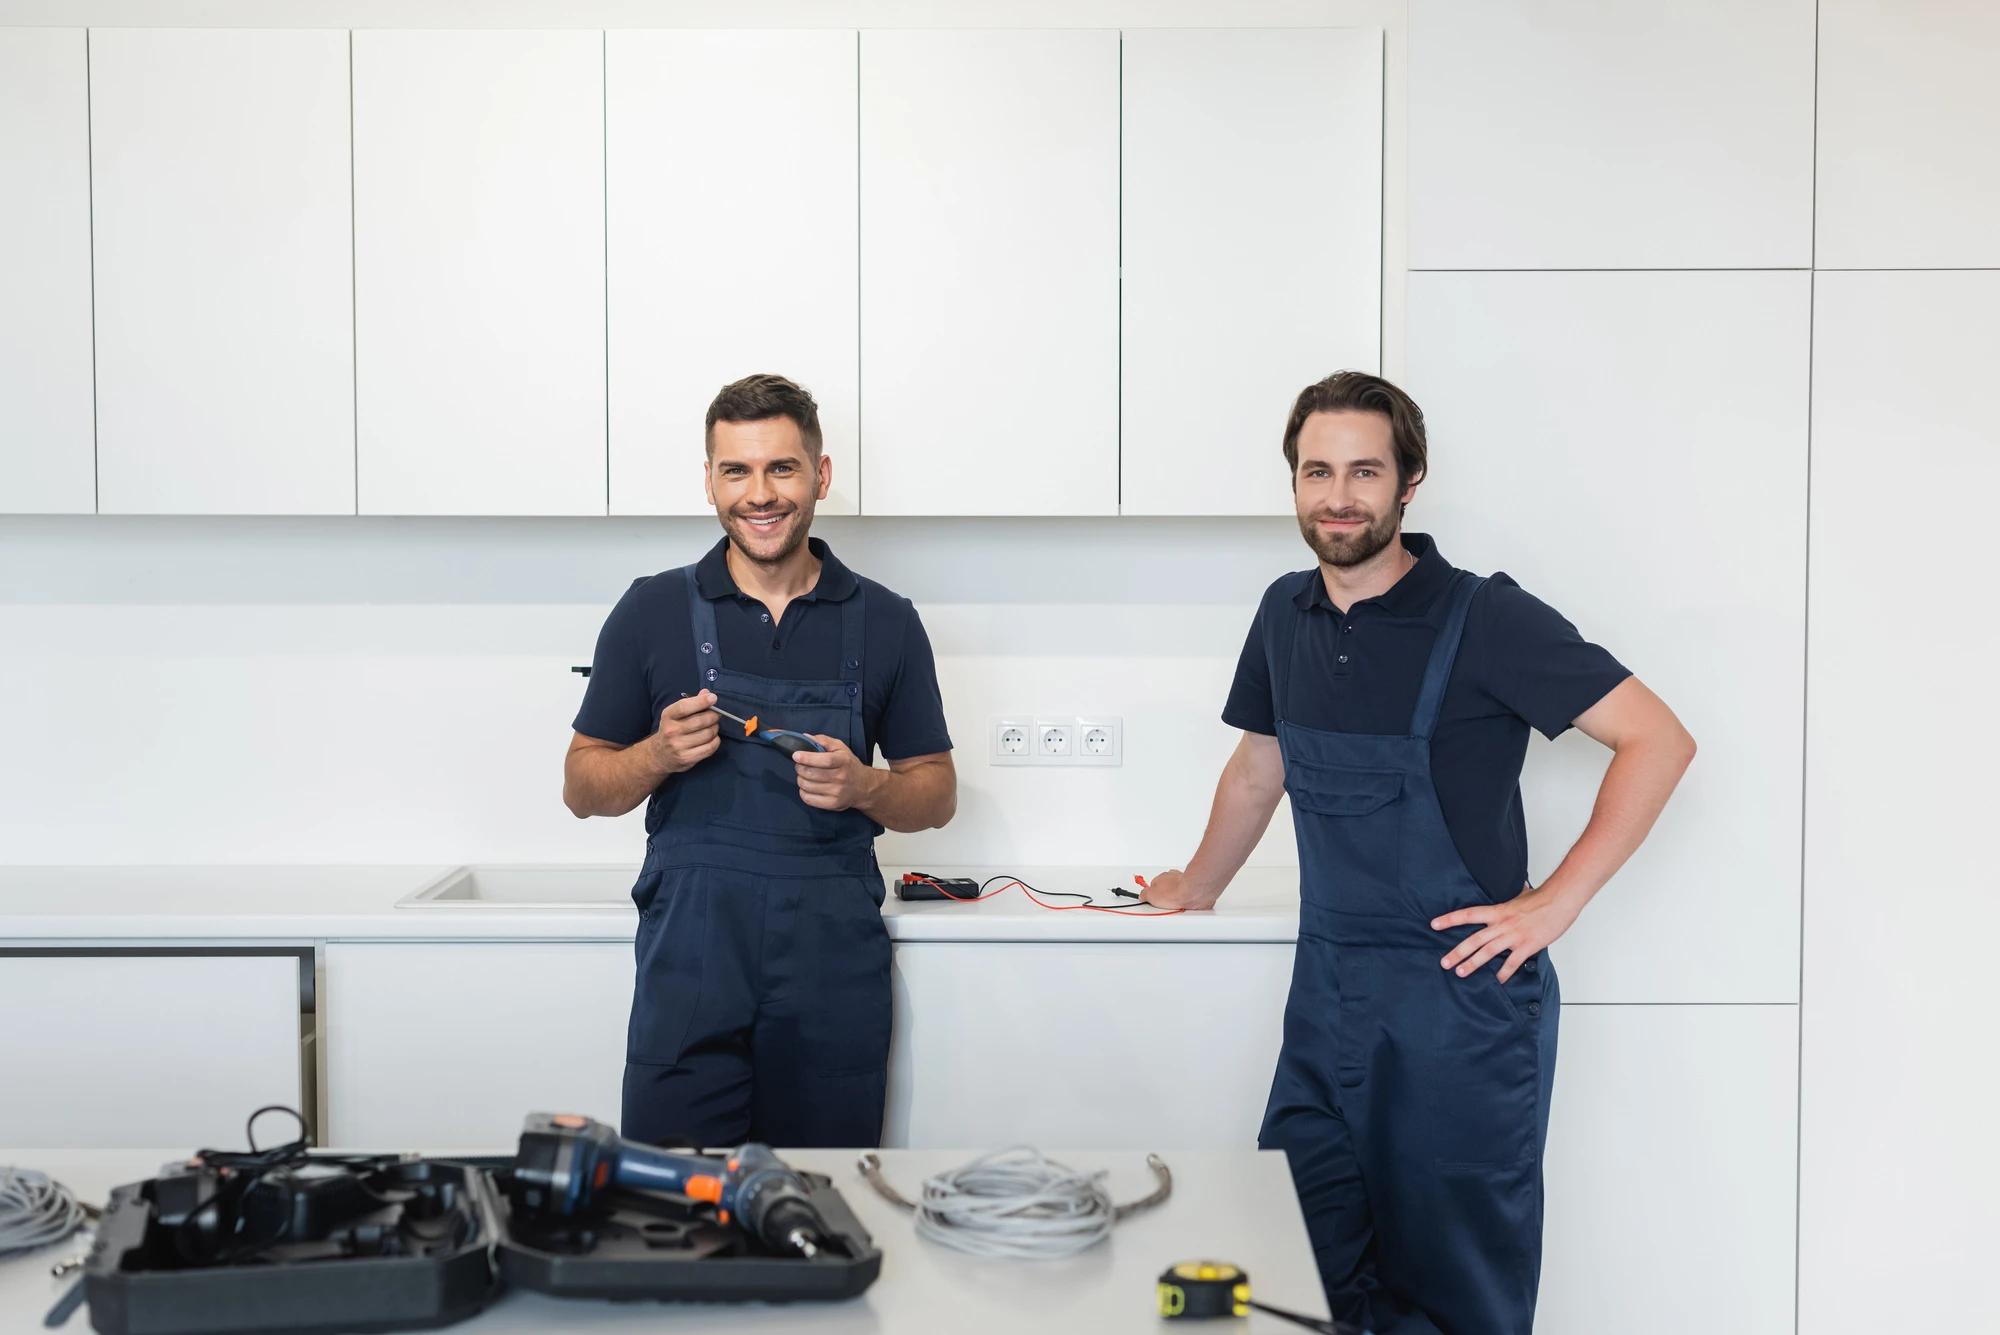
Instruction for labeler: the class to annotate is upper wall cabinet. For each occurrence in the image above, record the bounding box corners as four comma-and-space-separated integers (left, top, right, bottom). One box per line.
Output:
1121, 29, 1382, 517
0, 29, 95, 514
607, 31, 858, 517
353, 30, 606, 516
859, 30, 1119, 516
1816, 0, 2000, 268
91, 29, 355, 515
1410, 0, 1816, 269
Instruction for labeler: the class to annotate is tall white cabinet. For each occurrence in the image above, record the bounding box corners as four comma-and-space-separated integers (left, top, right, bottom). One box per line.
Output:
90, 29, 355, 515
352, 30, 606, 516
606, 31, 859, 517
1120, 29, 1382, 517
858, 29, 1120, 516
0, 28, 95, 515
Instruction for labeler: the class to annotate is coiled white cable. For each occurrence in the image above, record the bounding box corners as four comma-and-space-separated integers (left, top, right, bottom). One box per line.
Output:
0, 1166, 88, 1258
858, 1145, 1173, 1261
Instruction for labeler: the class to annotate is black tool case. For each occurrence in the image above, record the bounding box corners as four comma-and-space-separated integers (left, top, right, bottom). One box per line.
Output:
82, 1154, 881, 1334
83, 1157, 498, 1335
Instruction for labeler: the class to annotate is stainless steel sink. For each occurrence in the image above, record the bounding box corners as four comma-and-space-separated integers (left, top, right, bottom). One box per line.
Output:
396, 864, 641, 909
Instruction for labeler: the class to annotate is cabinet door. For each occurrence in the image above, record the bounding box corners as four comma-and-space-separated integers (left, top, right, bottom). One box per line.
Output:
0, 954, 301, 1147
0, 29, 95, 515
887, 942, 1292, 1149
1539, 1004, 1798, 1335
323, 942, 632, 1148
90, 29, 355, 515
1121, 29, 1382, 517
607, 31, 858, 517
859, 30, 1119, 516
353, 31, 606, 516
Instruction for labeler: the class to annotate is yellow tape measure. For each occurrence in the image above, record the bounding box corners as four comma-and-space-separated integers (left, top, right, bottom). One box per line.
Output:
1157, 1260, 1251, 1319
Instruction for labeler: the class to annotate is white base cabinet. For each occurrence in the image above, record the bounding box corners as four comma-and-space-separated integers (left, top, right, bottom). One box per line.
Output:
886, 941, 1294, 1150
0, 953, 302, 1148
323, 941, 633, 1148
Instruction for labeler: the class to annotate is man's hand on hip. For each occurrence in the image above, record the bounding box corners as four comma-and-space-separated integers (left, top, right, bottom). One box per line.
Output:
794, 736, 881, 812
648, 691, 722, 775
1432, 882, 1585, 984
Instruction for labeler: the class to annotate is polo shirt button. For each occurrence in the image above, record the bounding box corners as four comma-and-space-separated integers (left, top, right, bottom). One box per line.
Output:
705, 668, 718, 681
1524, 957, 1539, 973
1343, 624, 1352, 633
699, 642, 713, 655
846, 682, 859, 697
846, 659, 860, 670
1337, 654, 1349, 664
1526, 1001, 1541, 1017
759, 613, 770, 623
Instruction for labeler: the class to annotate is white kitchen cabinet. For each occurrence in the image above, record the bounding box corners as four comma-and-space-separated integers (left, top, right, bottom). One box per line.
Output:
1410, 0, 1816, 269
352, 30, 606, 516
886, 942, 1293, 1150
607, 31, 858, 518
323, 942, 632, 1148
0, 953, 302, 1147
1120, 29, 1382, 517
1799, 272, 2000, 1335
1538, 1004, 1798, 1335
1816, 0, 2000, 267
1408, 270, 1809, 1004
0, 28, 95, 515
90, 29, 355, 516
858, 30, 1119, 516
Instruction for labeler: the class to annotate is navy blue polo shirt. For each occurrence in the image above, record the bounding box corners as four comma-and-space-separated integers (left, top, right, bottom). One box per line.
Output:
574, 536, 952, 835
1224, 533, 1630, 904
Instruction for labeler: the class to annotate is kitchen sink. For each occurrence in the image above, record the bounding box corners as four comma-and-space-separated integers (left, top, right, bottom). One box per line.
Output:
396, 864, 641, 909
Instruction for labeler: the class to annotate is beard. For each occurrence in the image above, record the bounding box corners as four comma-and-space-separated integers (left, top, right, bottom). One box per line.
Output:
1299, 502, 1401, 569
723, 496, 816, 567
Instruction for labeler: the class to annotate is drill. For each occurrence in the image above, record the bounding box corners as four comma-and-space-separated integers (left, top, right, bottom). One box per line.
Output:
509, 1113, 831, 1258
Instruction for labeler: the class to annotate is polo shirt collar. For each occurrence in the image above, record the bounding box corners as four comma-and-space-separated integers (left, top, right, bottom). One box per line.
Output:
694, 535, 860, 604
1292, 532, 1453, 617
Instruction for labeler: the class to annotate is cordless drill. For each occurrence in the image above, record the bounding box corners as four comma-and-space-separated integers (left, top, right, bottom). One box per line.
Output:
509, 1113, 832, 1258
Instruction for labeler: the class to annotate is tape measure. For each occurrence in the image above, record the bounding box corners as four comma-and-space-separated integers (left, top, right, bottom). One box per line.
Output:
1157, 1260, 1250, 1319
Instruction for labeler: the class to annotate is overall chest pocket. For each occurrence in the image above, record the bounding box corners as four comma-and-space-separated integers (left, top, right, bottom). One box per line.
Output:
1285, 763, 1408, 917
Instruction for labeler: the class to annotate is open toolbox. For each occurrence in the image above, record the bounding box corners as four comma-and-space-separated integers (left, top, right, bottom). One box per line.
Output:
81, 1150, 881, 1335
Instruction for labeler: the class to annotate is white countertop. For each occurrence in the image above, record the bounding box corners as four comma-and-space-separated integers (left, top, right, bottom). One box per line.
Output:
0, 865, 1300, 945
0, 1146, 1328, 1335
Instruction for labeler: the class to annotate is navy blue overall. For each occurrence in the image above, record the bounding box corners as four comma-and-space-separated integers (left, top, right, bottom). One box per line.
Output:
620, 565, 891, 1149
1259, 570, 1561, 1335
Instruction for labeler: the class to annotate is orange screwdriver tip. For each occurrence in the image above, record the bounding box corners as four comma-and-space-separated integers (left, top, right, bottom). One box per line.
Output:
743, 715, 758, 736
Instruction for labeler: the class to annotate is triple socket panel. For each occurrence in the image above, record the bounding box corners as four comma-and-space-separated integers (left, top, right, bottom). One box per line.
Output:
989, 715, 1122, 766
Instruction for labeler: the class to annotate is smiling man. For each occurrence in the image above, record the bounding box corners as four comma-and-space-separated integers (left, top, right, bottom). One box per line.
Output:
1144, 371, 1695, 1334
563, 373, 955, 1149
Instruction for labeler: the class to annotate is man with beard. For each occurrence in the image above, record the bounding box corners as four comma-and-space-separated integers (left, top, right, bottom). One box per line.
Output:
1143, 372, 1695, 1335
564, 373, 955, 1148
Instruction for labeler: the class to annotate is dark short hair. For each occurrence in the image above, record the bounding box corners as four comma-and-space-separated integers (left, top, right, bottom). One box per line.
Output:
1281, 371, 1428, 496
704, 373, 823, 457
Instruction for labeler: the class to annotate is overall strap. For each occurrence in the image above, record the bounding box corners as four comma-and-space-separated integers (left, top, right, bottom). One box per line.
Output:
1410, 572, 1485, 741
1263, 572, 1315, 727
837, 583, 868, 751
684, 565, 723, 685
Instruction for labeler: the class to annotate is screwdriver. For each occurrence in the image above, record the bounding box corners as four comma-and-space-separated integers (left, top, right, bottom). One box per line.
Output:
709, 703, 828, 757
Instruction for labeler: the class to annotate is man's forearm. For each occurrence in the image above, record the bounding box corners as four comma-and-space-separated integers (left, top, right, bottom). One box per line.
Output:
1539, 730, 1695, 914
564, 740, 671, 818
1179, 740, 1288, 905
854, 759, 956, 833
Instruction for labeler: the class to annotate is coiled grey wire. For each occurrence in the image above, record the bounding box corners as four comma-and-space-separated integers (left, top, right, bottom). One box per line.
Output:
857, 1146, 1172, 1260
0, 1166, 88, 1258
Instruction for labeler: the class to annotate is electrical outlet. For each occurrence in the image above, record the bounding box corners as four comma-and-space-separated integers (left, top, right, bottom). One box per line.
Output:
989, 716, 1034, 765
1073, 715, 1122, 766
1035, 718, 1074, 759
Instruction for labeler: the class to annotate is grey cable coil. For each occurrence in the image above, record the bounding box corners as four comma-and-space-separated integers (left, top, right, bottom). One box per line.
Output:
858, 1145, 1172, 1260
0, 1166, 88, 1258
